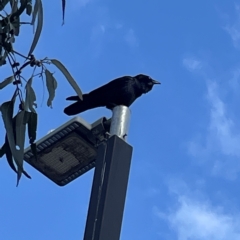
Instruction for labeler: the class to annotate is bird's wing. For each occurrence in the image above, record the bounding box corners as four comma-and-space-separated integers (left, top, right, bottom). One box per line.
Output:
87, 76, 132, 106
66, 77, 131, 102
64, 76, 133, 115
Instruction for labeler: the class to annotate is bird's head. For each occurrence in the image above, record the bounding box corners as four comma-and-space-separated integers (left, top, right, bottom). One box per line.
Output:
134, 74, 160, 93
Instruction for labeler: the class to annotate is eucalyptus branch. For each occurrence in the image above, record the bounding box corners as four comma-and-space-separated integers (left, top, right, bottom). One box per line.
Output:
0, 0, 28, 27
12, 49, 29, 60
10, 0, 29, 21
6, 53, 23, 102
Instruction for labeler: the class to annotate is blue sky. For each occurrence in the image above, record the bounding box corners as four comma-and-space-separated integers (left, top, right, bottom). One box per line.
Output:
1, 0, 240, 239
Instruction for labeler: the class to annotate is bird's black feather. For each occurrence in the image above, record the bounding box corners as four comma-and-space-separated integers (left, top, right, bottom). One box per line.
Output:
64, 74, 160, 116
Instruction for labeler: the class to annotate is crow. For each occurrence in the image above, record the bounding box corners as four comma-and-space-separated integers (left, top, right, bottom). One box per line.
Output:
64, 74, 160, 116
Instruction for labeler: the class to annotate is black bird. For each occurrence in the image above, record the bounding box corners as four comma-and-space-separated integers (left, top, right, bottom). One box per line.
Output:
64, 74, 160, 115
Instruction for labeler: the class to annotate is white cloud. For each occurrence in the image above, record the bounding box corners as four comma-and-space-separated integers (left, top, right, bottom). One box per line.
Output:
228, 68, 240, 91
154, 180, 240, 240
115, 23, 123, 29
224, 4, 240, 48
124, 29, 139, 47
225, 26, 240, 48
91, 24, 105, 40
89, 24, 106, 57
79, 0, 91, 7
66, 0, 92, 12
207, 81, 240, 156
145, 187, 159, 198
182, 57, 202, 72
187, 80, 240, 179
155, 196, 240, 240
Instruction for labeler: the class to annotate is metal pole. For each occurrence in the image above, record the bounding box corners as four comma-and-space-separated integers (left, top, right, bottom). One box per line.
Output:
109, 105, 131, 140
83, 106, 133, 240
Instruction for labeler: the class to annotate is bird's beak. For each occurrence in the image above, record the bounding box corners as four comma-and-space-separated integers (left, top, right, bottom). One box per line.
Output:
152, 80, 161, 84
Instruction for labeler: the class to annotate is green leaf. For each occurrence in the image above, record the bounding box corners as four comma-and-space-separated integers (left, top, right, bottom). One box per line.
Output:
0, 100, 20, 184
45, 69, 57, 108
25, 77, 37, 113
0, 100, 16, 164
14, 110, 27, 185
25, 111, 37, 161
62, 0, 66, 25
5, 135, 31, 182
0, 51, 8, 66
0, 143, 6, 158
10, 0, 20, 36
15, 111, 26, 154
0, 0, 10, 11
5, 136, 17, 175
0, 76, 14, 89
31, 0, 38, 25
27, 111, 37, 144
0, 100, 29, 185
0, 92, 30, 185
30, 143, 37, 161
11, 110, 32, 185
28, 0, 43, 56
10, 0, 18, 13
50, 59, 83, 100
11, 21, 20, 37
11, 17, 20, 36
26, 0, 32, 16
22, 170, 31, 179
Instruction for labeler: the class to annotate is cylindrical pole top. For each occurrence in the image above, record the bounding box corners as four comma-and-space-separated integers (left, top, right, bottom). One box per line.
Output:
109, 106, 131, 141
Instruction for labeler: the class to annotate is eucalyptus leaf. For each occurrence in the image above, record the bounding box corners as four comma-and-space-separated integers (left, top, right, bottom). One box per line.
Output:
0, 99, 29, 185
10, 0, 18, 13
0, 100, 20, 184
0, 100, 16, 165
0, 0, 10, 11
11, 17, 20, 36
25, 77, 37, 113
5, 135, 17, 174
62, 0, 66, 25
26, 0, 32, 16
15, 111, 26, 155
0, 76, 13, 89
0, 51, 8, 66
12, 110, 32, 185
25, 111, 37, 161
0, 142, 6, 158
27, 111, 37, 144
28, 0, 43, 56
5, 134, 31, 183
45, 69, 57, 108
31, 0, 39, 25
30, 143, 37, 161
50, 59, 83, 100
14, 110, 27, 185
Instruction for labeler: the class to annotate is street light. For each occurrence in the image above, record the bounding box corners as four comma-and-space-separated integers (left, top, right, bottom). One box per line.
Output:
24, 116, 110, 186
24, 106, 133, 240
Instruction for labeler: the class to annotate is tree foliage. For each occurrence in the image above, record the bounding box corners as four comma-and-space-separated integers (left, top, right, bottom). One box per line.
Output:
0, 0, 83, 185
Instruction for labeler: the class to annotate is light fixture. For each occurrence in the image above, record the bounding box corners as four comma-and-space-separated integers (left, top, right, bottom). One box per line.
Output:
24, 116, 110, 186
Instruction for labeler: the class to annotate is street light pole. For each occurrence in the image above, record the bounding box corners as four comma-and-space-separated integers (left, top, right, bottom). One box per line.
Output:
83, 106, 133, 240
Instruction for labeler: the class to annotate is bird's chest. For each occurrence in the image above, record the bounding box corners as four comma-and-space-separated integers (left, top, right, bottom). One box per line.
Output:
118, 85, 141, 105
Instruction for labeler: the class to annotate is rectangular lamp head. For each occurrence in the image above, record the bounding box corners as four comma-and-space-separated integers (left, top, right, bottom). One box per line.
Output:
24, 116, 110, 186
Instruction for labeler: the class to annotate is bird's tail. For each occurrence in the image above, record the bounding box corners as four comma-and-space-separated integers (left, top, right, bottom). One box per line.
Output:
64, 94, 99, 115
66, 96, 80, 101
